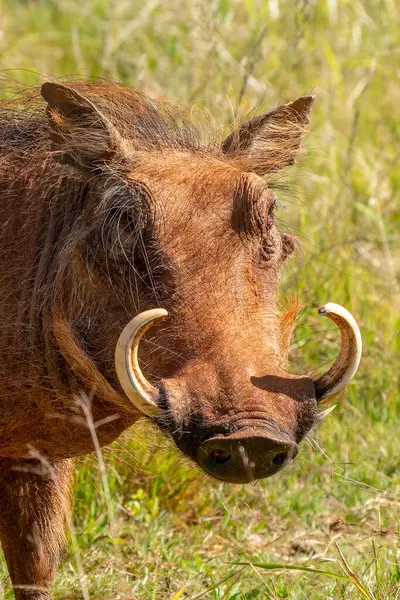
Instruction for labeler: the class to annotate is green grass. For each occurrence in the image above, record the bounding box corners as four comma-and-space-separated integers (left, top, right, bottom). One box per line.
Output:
0, 0, 399, 598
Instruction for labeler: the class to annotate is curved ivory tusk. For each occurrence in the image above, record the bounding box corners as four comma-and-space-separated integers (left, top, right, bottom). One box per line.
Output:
314, 303, 362, 400
115, 308, 168, 417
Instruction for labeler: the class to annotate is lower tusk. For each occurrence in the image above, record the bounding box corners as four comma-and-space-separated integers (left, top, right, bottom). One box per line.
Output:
315, 404, 337, 423
115, 308, 168, 417
313, 303, 362, 400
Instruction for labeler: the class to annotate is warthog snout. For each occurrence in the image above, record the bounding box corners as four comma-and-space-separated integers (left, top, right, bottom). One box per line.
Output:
197, 431, 298, 483
114, 306, 362, 482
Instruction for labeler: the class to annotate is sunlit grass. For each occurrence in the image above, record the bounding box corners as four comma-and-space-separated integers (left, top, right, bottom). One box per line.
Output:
0, 0, 399, 598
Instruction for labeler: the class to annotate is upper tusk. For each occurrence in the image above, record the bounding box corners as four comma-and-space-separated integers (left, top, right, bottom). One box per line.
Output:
114, 308, 168, 417
313, 302, 362, 400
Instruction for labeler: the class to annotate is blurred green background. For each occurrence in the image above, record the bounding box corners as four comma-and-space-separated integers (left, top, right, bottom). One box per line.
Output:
0, 0, 399, 598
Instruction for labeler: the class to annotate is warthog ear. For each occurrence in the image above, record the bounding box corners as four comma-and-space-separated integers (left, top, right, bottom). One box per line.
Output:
41, 82, 131, 173
222, 96, 315, 175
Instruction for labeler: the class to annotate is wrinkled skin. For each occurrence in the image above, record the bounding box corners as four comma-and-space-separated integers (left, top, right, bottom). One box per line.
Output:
0, 81, 316, 598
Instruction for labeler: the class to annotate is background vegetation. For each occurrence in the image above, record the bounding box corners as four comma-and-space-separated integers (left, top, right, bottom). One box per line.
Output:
0, 0, 399, 598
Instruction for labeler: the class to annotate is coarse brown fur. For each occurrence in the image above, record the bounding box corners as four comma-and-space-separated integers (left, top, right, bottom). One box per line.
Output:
0, 80, 315, 598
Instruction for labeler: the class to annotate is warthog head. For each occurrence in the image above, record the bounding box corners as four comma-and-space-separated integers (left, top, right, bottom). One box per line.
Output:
42, 82, 361, 482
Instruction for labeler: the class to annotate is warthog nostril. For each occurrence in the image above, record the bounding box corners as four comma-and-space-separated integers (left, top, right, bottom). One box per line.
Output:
209, 449, 231, 464
272, 451, 287, 467
197, 432, 298, 483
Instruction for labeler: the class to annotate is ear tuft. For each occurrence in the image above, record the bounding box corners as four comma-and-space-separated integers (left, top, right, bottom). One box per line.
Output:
286, 95, 315, 122
41, 82, 129, 173
222, 95, 315, 175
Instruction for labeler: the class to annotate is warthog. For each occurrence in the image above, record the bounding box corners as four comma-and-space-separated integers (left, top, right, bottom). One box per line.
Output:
0, 81, 361, 599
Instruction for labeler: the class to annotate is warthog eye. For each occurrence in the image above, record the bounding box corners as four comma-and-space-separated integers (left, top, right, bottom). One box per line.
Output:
259, 197, 278, 263
267, 198, 275, 225
260, 242, 275, 263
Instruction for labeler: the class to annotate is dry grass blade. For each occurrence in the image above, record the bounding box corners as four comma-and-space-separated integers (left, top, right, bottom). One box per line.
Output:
233, 561, 376, 600
335, 542, 377, 600
168, 586, 187, 600
191, 568, 246, 600
232, 561, 351, 582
